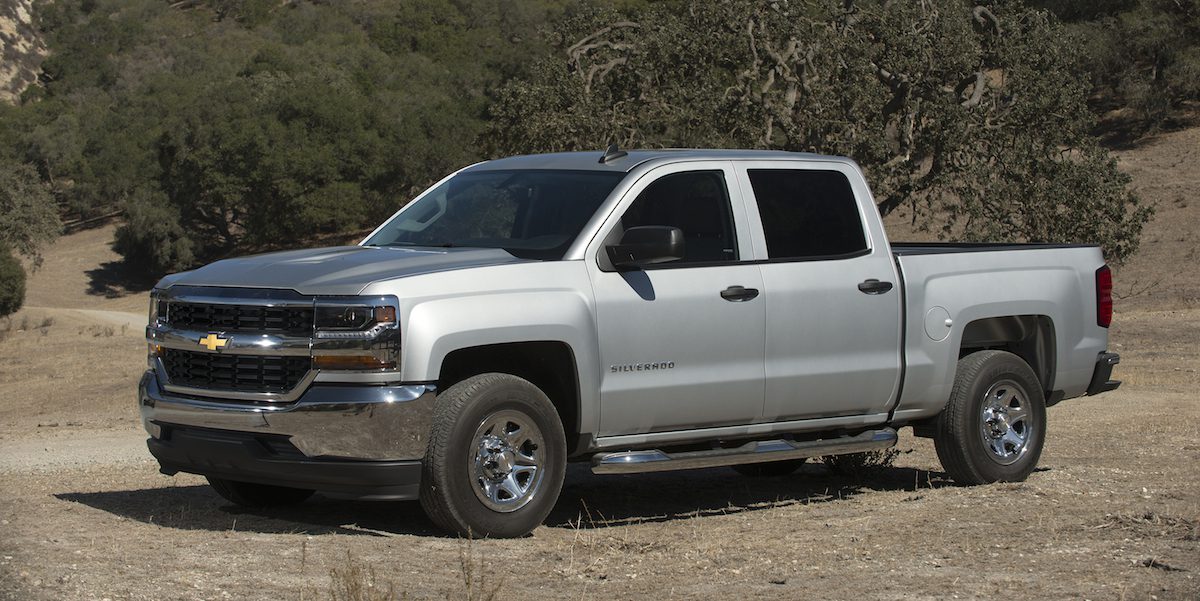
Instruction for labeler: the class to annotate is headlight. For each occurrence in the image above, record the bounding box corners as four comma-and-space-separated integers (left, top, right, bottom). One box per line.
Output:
148, 293, 167, 325
147, 292, 166, 368
315, 305, 396, 332
312, 297, 401, 372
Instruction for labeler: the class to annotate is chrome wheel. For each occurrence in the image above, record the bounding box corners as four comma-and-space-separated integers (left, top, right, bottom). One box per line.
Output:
978, 379, 1033, 465
468, 410, 545, 512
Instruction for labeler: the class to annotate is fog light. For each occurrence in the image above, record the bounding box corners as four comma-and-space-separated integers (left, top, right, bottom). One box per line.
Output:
314, 355, 397, 370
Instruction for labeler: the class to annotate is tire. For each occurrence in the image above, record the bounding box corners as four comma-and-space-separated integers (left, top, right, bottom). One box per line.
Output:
731, 458, 805, 477
206, 477, 314, 508
934, 350, 1047, 485
420, 373, 566, 538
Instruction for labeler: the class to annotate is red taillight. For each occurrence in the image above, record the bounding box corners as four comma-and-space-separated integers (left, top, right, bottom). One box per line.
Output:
1096, 265, 1113, 328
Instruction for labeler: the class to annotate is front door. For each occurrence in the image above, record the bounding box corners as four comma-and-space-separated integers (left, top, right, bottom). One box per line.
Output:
588, 163, 766, 436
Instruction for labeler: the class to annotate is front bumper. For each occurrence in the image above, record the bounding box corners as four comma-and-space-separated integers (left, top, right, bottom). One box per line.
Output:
139, 369, 435, 499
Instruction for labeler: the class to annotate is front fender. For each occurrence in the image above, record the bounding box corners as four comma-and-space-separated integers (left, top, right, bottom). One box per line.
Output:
400, 289, 600, 438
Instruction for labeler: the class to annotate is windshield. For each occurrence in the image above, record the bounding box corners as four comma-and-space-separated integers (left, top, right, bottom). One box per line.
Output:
364, 169, 626, 260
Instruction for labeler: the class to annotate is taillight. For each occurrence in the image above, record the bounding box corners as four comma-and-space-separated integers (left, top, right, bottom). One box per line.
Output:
1096, 265, 1113, 328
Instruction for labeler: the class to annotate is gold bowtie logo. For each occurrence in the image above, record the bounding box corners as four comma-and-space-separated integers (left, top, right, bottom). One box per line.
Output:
198, 334, 229, 351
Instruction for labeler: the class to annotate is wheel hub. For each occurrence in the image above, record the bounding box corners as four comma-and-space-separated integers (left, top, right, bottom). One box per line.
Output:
468, 411, 545, 513
978, 380, 1033, 466
983, 408, 1010, 437
478, 435, 516, 481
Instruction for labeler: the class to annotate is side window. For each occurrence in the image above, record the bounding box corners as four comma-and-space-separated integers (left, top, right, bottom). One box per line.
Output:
747, 169, 868, 259
620, 170, 738, 263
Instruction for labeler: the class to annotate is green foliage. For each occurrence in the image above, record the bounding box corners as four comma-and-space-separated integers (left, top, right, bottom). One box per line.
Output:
0, 244, 25, 318
10, 0, 578, 272
2, 0, 1159, 275
112, 189, 194, 274
1037, 0, 1200, 128
489, 0, 1151, 263
0, 162, 60, 261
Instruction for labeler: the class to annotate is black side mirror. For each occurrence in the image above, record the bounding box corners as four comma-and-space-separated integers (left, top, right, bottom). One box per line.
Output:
606, 226, 685, 270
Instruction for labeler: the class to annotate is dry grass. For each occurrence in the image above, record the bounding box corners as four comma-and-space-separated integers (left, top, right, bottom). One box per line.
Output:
326, 551, 400, 601
0, 306, 144, 441
22, 224, 147, 314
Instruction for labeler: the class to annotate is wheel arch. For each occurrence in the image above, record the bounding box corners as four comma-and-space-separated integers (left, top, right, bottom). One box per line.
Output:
959, 314, 1056, 396
437, 341, 584, 457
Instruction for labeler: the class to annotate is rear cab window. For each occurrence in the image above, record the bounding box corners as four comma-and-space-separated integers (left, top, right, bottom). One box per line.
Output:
746, 169, 869, 260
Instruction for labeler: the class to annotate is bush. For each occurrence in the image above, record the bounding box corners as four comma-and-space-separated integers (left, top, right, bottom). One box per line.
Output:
113, 189, 195, 275
1036, 0, 1200, 130
0, 163, 60, 263
821, 449, 900, 478
0, 245, 26, 319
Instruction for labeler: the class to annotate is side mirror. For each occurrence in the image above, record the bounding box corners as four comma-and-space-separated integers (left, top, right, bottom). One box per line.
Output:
606, 226, 685, 270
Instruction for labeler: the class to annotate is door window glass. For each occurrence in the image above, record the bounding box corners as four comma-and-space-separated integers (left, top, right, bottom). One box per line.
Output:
747, 169, 868, 259
620, 170, 737, 264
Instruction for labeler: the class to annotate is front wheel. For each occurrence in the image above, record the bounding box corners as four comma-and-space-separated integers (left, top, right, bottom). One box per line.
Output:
419, 373, 566, 538
934, 350, 1047, 485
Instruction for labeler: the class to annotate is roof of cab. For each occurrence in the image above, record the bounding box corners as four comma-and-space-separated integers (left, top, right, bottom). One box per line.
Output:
462, 149, 849, 174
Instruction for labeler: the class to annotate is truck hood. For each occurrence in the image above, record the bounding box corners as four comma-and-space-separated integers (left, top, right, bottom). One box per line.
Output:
157, 246, 528, 296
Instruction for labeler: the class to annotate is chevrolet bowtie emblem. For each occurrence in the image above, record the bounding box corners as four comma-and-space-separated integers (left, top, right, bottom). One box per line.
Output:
198, 333, 229, 351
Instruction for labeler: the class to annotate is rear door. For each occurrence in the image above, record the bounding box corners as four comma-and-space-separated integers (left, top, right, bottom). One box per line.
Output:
735, 162, 903, 421
586, 162, 766, 436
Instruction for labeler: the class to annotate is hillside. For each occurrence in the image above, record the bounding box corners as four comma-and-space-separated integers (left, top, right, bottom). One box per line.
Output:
0, 0, 44, 103
1110, 127, 1200, 310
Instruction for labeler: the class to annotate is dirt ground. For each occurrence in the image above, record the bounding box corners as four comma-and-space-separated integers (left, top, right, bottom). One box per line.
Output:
2, 130, 1198, 600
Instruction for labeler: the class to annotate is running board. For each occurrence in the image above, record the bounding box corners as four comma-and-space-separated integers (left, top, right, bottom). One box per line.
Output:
591, 428, 897, 475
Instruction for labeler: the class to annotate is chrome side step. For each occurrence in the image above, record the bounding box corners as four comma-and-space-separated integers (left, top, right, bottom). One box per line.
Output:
591, 428, 897, 475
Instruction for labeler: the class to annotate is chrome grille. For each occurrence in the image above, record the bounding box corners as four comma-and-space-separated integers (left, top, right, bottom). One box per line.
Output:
161, 348, 310, 394
168, 302, 313, 335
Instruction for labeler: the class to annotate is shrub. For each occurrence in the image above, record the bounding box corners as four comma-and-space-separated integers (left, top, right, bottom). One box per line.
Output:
112, 189, 195, 275
0, 245, 26, 319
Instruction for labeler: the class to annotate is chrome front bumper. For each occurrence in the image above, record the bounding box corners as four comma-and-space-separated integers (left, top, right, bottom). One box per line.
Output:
138, 369, 436, 461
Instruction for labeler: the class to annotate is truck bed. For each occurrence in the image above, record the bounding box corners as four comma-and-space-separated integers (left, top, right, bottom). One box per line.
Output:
889, 242, 1108, 423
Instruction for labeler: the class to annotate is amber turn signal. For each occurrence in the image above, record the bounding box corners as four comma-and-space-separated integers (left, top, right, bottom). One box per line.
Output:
313, 355, 397, 371
373, 306, 397, 324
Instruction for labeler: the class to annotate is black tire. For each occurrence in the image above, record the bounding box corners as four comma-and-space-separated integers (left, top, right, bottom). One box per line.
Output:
934, 350, 1047, 485
731, 458, 806, 477
206, 477, 314, 508
419, 373, 566, 538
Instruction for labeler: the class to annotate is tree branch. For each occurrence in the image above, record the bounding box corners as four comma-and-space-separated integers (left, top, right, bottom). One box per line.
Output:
972, 6, 1001, 35
960, 70, 987, 107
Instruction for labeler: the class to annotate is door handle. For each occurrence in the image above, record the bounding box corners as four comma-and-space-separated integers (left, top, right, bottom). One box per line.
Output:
720, 285, 760, 302
857, 279, 894, 295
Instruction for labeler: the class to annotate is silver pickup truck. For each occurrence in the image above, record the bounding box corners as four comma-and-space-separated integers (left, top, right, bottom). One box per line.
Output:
140, 148, 1121, 537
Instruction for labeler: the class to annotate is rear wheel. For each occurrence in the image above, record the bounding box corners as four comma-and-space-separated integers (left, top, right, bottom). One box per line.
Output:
934, 350, 1046, 485
206, 477, 314, 508
420, 373, 566, 538
731, 458, 805, 477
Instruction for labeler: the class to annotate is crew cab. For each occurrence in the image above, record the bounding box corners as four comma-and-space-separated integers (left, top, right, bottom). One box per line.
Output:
140, 148, 1121, 537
